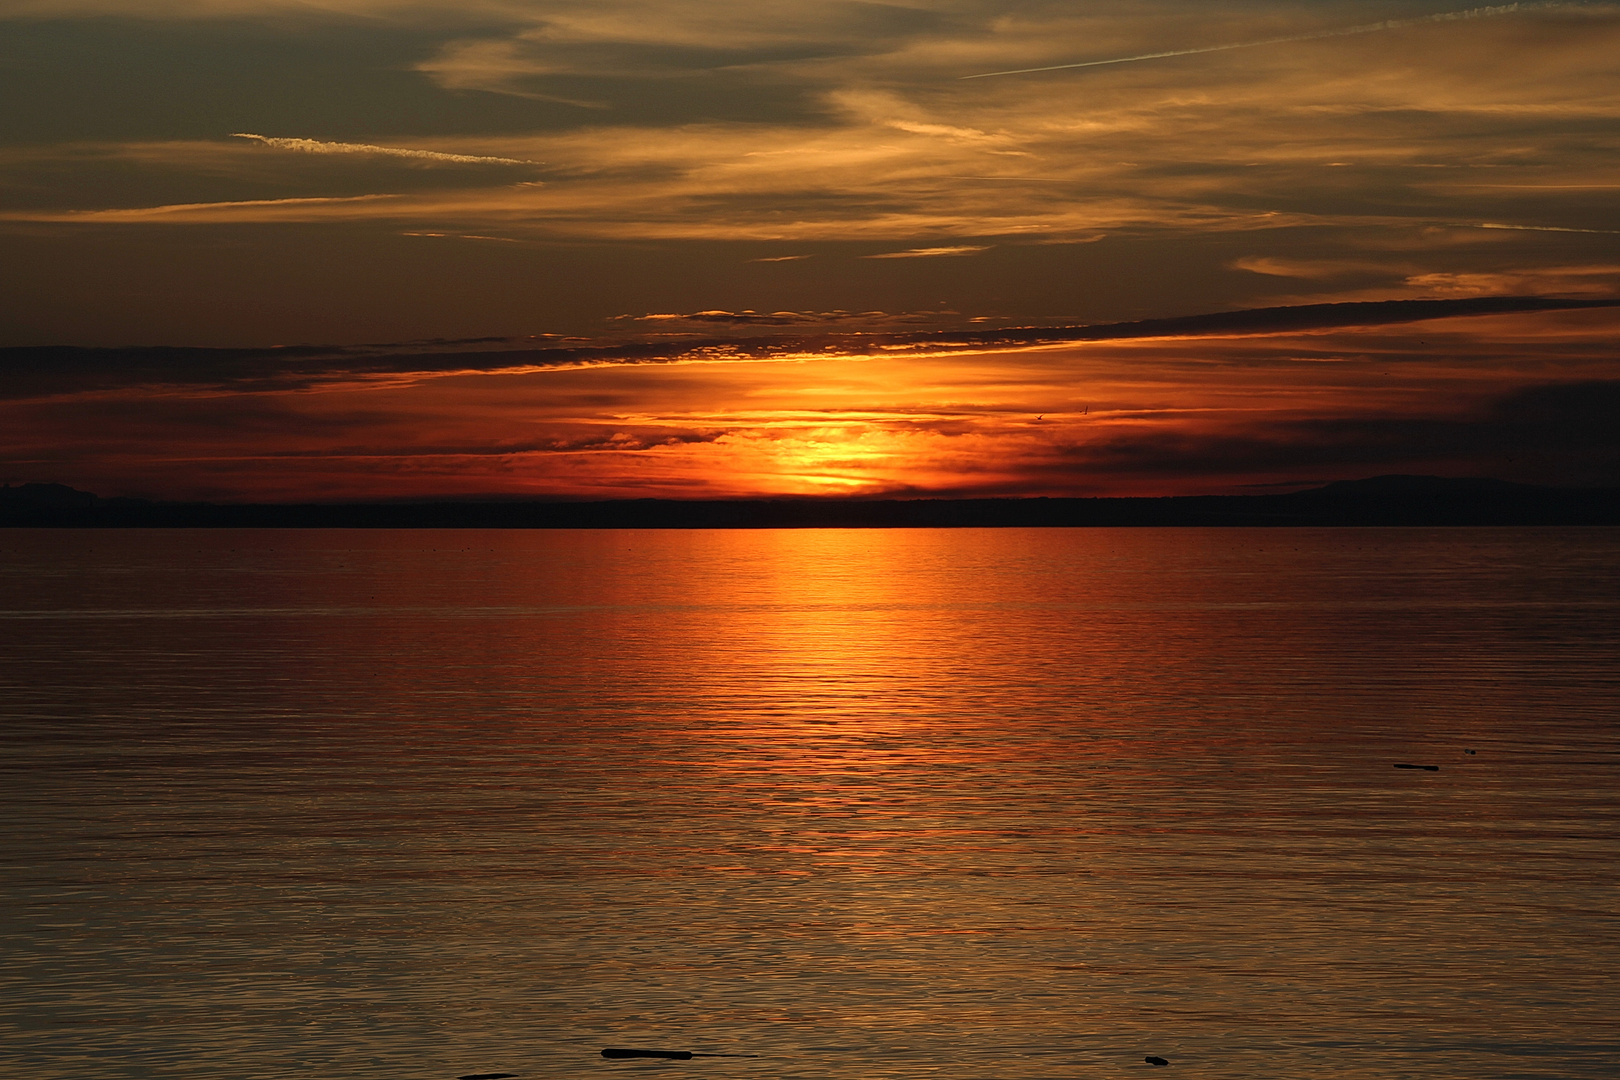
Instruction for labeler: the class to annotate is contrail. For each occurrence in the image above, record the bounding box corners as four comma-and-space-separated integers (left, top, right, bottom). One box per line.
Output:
231, 133, 538, 166
962, 3, 1562, 79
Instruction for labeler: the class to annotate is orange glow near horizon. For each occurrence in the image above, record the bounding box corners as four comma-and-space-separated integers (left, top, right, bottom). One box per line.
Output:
4, 307, 1617, 502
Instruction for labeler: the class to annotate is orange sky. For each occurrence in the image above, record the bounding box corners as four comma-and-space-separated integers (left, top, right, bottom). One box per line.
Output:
2, 1, 1617, 499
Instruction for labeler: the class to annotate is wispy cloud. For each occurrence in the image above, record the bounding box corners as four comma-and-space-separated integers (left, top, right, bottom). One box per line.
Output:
411, 0, 946, 96
1473, 222, 1620, 235
1401, 266, 1620, 296
412, 40, 613, 106
4, 194, 400, 223
617, 308, 954, 328
5, 0, 1620, 350
401, 231, 522, 242
1232, 256, 1394, 279
865, 246, 990, 259
12, 9, 1620, 254
231, 133, 539, 166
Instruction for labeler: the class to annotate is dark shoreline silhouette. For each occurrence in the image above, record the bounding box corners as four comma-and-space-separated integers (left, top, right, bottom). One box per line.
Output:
3, 475, 1618, 528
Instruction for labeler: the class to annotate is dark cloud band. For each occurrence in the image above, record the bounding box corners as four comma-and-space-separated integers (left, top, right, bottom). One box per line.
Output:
3, 295, 1615, 400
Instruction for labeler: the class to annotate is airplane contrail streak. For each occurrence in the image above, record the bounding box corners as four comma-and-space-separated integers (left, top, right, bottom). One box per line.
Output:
961, 3, 1564, 80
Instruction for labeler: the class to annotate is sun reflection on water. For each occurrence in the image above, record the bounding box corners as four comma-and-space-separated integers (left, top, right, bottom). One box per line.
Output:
3, 528, 1618, 1080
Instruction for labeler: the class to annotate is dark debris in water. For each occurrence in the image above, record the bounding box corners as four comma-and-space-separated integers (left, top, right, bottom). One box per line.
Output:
603, 1049, 694, 1060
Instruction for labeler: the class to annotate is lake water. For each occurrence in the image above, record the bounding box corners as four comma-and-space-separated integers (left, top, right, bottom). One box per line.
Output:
2, 527, 1617, 1080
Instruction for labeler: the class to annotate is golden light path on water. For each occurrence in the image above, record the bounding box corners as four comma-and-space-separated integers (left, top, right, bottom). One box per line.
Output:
2, 527, 1617, 1080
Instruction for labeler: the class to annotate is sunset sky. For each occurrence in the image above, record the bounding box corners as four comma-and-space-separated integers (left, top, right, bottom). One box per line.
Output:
2, 0, 1617, 501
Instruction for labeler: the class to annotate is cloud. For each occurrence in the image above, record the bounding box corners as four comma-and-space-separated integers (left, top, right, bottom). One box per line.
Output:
826, 89, 1014, 145
864, 245, 989, 259
411, 39, 612, 106
3, 194, 402, 223
6, 296, 1615, 401
230, 133, 541, 166
1232, 256, 1620, 299
1037, 378, 1620, 489
1232, 256, 1394, 279
410, 0, 949, 96
10, 5, 1620, 253
239, 428, 731, 458
5, 0, 1620, 351
0, 0, 545, 15
1474, 222, 1620, 235
401, 231, 522, 242
617, 308, 960, 329
1401, 266, 1620, 296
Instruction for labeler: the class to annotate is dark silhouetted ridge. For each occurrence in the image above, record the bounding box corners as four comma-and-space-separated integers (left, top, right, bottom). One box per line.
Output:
1313, 474, 1540, 495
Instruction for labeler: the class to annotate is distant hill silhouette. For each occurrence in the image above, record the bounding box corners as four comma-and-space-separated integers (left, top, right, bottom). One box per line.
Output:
4, 476, 1618, 527
0, 482, 102, 510
1312, 475, 1541, 495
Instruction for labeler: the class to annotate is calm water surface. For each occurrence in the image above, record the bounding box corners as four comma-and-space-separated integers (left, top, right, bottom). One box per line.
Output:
2, 528, 1617, 1080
